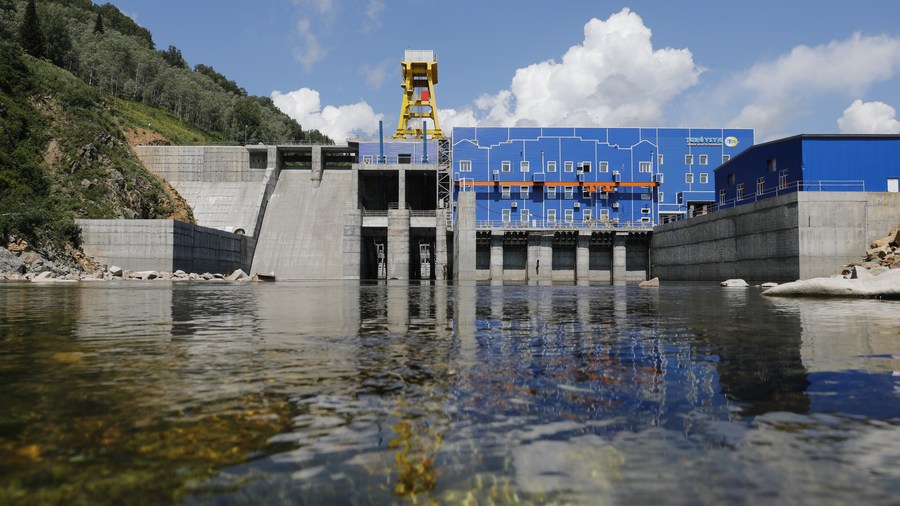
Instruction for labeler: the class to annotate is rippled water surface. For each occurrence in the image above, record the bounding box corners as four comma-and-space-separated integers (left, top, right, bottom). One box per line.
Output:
2, 281, 900, 505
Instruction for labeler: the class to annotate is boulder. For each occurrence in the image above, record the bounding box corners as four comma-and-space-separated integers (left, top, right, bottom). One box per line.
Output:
888, 229, 900, 248
0, 248, 26, 275
721, 279, 749, 287
866, 245, 891, 260
639, 277, 659, 288
764, 269, 900, 298
108, 265, 123, 277
760, 282, 779, 288
226, 269, 249, 281
129, 270, 159, 280
251, 272, 276, 282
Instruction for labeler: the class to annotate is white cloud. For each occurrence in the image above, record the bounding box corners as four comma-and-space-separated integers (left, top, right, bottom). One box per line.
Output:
471, 8, 702, 127
292, 0, 334, 14
439, 108, 479, 130
293, 18, 325, 71
366, 0, 385, 25
271, 87, 382, 142
728, 33, 900, 136
837, 99, 900, 134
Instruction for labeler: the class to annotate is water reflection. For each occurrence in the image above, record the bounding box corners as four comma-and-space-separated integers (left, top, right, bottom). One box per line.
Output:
1, 282, 899, 505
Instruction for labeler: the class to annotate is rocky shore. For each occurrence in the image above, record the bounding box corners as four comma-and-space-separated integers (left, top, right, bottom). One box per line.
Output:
1, 240, 268, 283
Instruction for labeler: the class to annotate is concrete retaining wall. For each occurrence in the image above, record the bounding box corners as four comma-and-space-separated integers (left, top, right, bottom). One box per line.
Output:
134, 146, 271, 235
78, 219, 253, 274
651, 192, 900, 282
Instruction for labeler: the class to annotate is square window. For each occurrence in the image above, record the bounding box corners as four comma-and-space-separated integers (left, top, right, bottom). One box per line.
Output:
564, 209, 574, 223
501, 161, 511, 173
363, 155, 374, 163
564, 161, 574, 173
639, 161, 652, 173
699, 173, 708, 184
501, 185, 511, 199
583, 188, 591, 199
547, 187, 557, 199
547, 209, 557, 223
685, 154, 694, 165
520, 209, 530, 223
581, 161, 591, 173
459, 160, 472, 172
564, 187, 574, 199
520, 186, 530, 198
723, 154, 731, 163
520, 161, 530, 172
600, 209, 610, 220
547, 161, 557, 172
599, 161, 609, 173
699, 154, 708, 165
641, 207, 651, 214
685, 173, 694, 184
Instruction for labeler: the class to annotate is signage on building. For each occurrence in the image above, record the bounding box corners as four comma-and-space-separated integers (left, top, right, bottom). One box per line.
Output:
686, 136, 723, 146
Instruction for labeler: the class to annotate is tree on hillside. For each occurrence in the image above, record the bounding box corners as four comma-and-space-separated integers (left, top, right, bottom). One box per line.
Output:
19, 0, 45, 58
41, 3, 78, 71
160, 45, 188, 69
93, 12, 104, 34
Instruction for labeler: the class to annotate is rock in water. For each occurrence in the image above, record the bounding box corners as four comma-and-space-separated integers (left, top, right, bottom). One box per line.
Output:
639, 277, 660, 287
764, 269, 900, 298
721, 279, 749, 287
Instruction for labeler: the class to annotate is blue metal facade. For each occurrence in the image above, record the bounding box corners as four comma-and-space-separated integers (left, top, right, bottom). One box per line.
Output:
452, 127, 754, 226
357, 139, 438, 164
715, 135, 900, 208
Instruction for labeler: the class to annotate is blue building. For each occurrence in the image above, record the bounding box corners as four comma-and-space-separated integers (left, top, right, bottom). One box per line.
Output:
715, 134, 900, 209
452, 127, 754, 226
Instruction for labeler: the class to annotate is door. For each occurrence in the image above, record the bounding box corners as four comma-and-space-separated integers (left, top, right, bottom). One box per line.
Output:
888, 178, 899, 193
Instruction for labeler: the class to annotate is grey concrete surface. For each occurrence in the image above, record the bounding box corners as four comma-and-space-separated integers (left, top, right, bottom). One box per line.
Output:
453, 192, 477, 282
387, 209, 410, 280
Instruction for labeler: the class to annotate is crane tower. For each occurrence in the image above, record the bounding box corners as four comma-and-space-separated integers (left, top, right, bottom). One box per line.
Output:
394, 50, 444, 139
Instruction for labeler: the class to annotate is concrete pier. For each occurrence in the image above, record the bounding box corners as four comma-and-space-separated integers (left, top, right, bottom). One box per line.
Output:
612, 233, 628, 284
454, 192, 477, 282
576, 233, 590, 284
387, 209, 410, 279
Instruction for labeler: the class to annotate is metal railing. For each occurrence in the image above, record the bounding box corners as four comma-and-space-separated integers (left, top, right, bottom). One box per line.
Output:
475, 219, 654, 230
714, 179, 865, 211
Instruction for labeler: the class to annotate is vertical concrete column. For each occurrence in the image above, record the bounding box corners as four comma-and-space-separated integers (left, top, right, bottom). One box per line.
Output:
490, 233, 504, 281
311, 146, 323, 186
434, 208, 448, 280
387, 284, 409, 334
527, 232, 540, 282
453, 191, 477, 282
540, 234, 553, 282
613, 232, 628, 284
342, 205, 361, 280
576, 231, 590, 284
388, 209, 410, 280
398, 168, 406, 209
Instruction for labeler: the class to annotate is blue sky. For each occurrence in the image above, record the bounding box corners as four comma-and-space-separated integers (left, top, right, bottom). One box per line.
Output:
104, 0, 900, 142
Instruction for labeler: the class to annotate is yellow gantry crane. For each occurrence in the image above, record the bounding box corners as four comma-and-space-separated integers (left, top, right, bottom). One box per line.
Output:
394, 50, 444, 139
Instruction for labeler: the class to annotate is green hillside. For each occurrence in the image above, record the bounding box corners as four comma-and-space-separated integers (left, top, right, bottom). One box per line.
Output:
0, 0, 327, 259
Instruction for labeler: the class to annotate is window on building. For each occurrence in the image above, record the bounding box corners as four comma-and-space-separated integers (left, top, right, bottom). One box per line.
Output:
699, 154, 708, 165
520, 161, 530, 172
728, 173, 735, 186
583, 209, 592, 223
520, 185, 530, 198
659, 192, 664, 202
779, 169, 788, 189
501, 185, 511, 199
547, 209, 557, 223
547, 186, 557, 199
641, 193, 651, 200
502, 209, 511, 223
685, 173, 694, 184
564, 187, 574, 199
768, 158, 777, 173
641, 207, 651, 215
757, 177, 765, 195
501, 161, 511, 173
520, 208, 530, 224
564, 161, 574, 173
723, 154, 731, 163
583, 188, 592, 199
363, 155, 374, 164
719, 189, 726, 205
599, 161, 609, 173
685, 154, 694, 165
658, 154, 664, 166
656, 173, 664, 184
641, 217, 651, 224
459, 160, 472, 172
639, 161, 652, 173
737, 183, 745, 200
564, 209, 574, 223
547, 161, 557, 172
699, 173, 708, 184
600, 208, 610, 221
581, 162, 591, 173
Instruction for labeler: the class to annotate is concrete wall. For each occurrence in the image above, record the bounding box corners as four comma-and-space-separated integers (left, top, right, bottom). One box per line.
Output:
651, 192, 900, 282
250, 170, 355, 280
134, 146, 271, 235
78, 219, 252, 273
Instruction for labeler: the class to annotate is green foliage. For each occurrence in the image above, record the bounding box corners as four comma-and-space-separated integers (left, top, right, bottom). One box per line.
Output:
18, 0, 44, 58
92, 11, 102, 34
194, 64, 246, 97
39, 2, 79, 70
160, 44, 188, 69
111, 98, 223, 145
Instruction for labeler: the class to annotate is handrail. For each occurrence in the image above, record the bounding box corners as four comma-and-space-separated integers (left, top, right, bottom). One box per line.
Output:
475, 219, 654, 230
714, 179, 866, 211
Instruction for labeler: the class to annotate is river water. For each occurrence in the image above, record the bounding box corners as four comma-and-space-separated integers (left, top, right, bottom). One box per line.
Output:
1, 281, 899, 505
